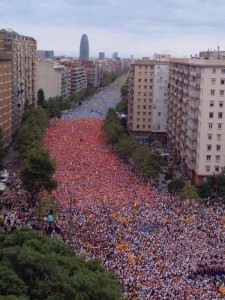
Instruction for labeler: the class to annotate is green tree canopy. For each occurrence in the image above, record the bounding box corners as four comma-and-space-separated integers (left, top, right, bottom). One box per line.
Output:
37, 88, 45, 107
168, 178, 185, 194
0, 229, 121, 300
179, 182, 199, 201
20, 147, 57, 194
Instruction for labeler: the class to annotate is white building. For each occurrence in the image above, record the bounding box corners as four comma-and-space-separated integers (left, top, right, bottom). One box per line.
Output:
168, 58, 225, 184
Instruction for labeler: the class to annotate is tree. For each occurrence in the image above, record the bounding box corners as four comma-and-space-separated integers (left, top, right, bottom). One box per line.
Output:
37, 89, 46, 107
0, 128, 5, 170
115, 137, 139, 161
168, 178, 185, 194
180, 182, 199, 201
0, 229, 121, 300
20, 147, 57, 194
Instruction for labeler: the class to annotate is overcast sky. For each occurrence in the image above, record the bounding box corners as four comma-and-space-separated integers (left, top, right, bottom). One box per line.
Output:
1, 0, 225, 58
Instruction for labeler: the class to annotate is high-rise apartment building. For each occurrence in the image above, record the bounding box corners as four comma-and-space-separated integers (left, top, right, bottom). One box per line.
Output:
79, 34, 89, 60
0, 29, 36, 132
168, 58, 225, 184
0, 52, 12, 147
37, 50, 54, 59
128, 60, 169, 138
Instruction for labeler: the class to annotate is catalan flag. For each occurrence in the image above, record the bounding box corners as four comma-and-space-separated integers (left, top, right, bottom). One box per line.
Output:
87, 242, 93, 250
127, 253, 136, 265
219, 283, 225, 295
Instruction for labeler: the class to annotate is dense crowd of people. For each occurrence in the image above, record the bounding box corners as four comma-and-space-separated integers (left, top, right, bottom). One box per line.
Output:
44, 116, 225, 299
1, 83, 225, 299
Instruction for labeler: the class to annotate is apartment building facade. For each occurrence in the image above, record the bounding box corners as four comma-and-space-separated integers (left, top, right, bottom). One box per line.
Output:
168, 59, 225, 184
82, 61, 102, 88
128, 60, 169, 139
0, 29, 36, 132
0, 52, 12, 147
68, 63, 87, 94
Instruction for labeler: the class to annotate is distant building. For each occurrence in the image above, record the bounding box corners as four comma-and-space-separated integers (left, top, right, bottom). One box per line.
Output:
0, 29, 36, 133
82, 60, 102, 87
199, 49, 225, 60
37, 50, 54, 59
80, 34, 89, 60
112, 52, 118, 59
98, 52, 105, 60
0, 52, 12, 147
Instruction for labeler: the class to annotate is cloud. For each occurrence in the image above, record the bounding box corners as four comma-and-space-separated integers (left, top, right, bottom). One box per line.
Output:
1, 0, 225, 58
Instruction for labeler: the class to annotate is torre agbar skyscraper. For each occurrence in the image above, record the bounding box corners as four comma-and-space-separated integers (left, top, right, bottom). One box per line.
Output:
79, 34, 89, 60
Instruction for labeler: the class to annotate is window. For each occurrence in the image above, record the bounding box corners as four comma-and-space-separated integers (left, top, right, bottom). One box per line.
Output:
208, 123, 213, 129
222, 68, 225, 74
148, 112, 151, 115
211, 90, 215, 96
149, 105, 152, 109
217, 134, 222, 141
142, 125, 145, 128
138, 98, 141, 102
137, 118, 140, 121
220, 90, 224, 96
138, 92, 141, 96
143, 105, 146, 109
219, 101, 224, 107
144, 98, 146, 102
137, 105, 140, 109
137, 111, 140, 116
148, 125, 151, 128
216, 155, 220, 162
210, 101, 214, 107
206, 165, 210, 172
207, 145, 212, 151
144, 79, 147, 82
148, 118, 151, 122
216, 145, 221, 151
218, 112, 223, 118
209, 112, 214, 118
158, 112, 161, 116
206, 155, 211, 161
150, 79, 153, 83
208, 134, 212, 140
143, 118, 146, 122
218, 123, 222, 130
215, 166, 220, 172
221, 79, 225, 85
143, 112, 146, 116
144, 85, 147, 89
138, 85, 141, 88
212, 68, 216, 74
138, 79, 141, 82
211, 78, 216, 85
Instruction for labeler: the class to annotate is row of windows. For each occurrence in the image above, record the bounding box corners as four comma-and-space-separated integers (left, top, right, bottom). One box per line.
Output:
136, 124, 151, 129
211, 78, 225, 85
206, 166, 221, 172
138, 66, 154, 70
137, 118, 151, 122
208, 123, 222, 130
138, 92, 153, 96
209, 112, 223, 118
206, 143, 221, 150
137, 98, 152, 103
138, 78, 153, 83
212, 68, 225, 74
206, 155, 221, 161
138, 85, 153, 89
137, 111, 152, 116
209, 100, 224, 107
210, 89, 225, 96
208, 134, 222, 141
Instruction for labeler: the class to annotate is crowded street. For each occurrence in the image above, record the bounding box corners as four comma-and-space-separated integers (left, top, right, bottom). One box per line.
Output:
1, 83, 225, 299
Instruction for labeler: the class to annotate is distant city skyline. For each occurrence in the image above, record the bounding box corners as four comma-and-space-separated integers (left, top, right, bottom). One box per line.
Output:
1, 0, 225, 58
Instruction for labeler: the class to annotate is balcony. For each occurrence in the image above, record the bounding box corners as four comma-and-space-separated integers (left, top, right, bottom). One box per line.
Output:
189, 99, 200, 109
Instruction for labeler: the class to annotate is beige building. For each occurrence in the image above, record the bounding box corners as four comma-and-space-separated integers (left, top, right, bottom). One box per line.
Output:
82, 60, 102, 88
0, 52, 12, 147
0, 29, 36, 133
168, 58, 225, 184
37, 60, 62, 99
128, 59, 169, 138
